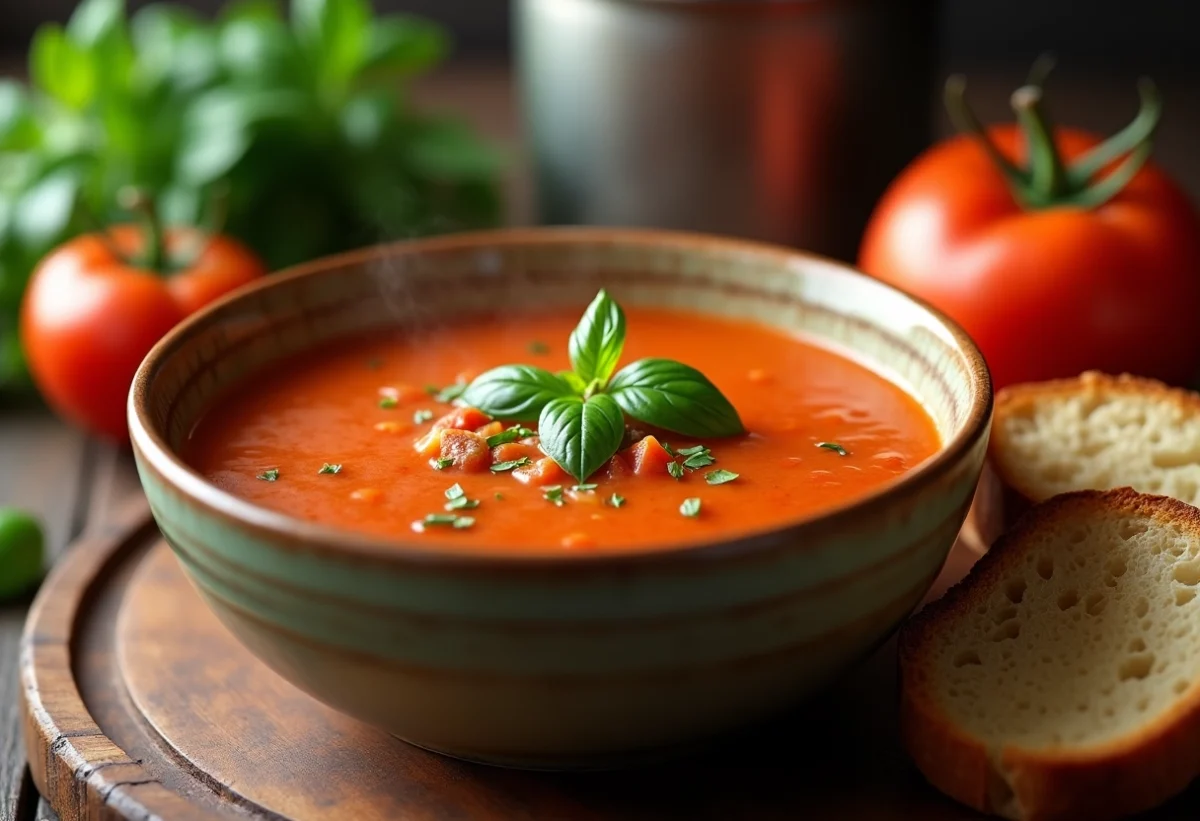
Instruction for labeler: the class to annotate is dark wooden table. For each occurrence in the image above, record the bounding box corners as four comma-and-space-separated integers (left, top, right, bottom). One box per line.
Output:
3, 62, 1200, 821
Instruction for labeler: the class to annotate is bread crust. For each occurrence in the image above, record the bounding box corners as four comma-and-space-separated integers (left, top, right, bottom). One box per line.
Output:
970, 372, 1200, 552
900, 488, 1200, 821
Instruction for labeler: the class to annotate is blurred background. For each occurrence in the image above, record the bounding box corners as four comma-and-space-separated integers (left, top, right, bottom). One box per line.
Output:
2, 0, 1198, 71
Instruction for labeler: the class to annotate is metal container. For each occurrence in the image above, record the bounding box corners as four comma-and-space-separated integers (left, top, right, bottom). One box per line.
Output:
516, 0, 939, 261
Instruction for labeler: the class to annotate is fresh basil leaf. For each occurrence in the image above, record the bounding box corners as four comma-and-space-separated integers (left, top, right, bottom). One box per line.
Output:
557, 370, 588, 395
568, 290, 626, 387
31, 25, 97, 110
537, 394, 626, 484
362, 16, 446, 78
609, 358, 744, 438
462, 365, 574, 421
292, 0, 369, 86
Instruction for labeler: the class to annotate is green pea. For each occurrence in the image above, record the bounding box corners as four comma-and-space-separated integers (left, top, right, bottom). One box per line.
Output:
0, 508, 44, 600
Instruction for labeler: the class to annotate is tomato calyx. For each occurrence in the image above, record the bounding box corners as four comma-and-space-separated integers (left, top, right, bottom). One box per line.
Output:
117, 188, 169, 273
945, 56, 1162, 211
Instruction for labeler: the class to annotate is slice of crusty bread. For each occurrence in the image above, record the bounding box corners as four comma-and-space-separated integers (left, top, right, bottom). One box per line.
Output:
900, 488, 1200, 821
963, 372, 1200, 552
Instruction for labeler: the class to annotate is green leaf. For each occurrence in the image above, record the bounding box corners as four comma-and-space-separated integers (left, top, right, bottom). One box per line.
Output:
485, 426, 535, 448
362, 16, 447, 77
557, 370, 588, 395
680, 498, 702, 518
404, 118, 505, 182
569, 290, 626, 387
132, 7, 214, 91
13, 169, 81, 249
817, 442, 849, 456
31, 25, 97, 110
705, 469, 739, 485
292, 0, 370, 86
537, 394, 626, 484
220, 0, 283, 22
66, 0, 125, 47
177, 88, 308, 184
462, 365, 575, 421
0, 508, 44, 601
609, 358, 745, 438
0, 81, 39, 151
218, 16, 304, 85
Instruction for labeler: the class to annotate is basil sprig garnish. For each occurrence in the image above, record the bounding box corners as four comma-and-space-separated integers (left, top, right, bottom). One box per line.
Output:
462, 290, 745, 483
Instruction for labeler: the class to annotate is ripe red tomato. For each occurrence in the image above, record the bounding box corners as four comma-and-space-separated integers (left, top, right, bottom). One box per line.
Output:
859, 79, 1200, 391
21, 225, 265, 441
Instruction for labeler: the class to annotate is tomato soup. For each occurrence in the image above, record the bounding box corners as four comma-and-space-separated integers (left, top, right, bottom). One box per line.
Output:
186, 306, 940, 553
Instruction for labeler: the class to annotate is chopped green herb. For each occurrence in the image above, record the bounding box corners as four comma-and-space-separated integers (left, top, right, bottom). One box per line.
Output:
256, 469, 280, 482
680, 445, 715, 469
416, 512, 476, 531
434, 457, 455, 470
543, 485, 566, 506
677, 445, 707, 456
572, 483, 598, 492
609, 493, 626, 508
705, 469, 739, 485
434, 382, 468, 403
318, 463, 342, 475
444, 483, 465, 500
817, 442, 849, 456
445, 496, 480, 511
661, 441, 678, 457
378, 396, 398, 409
424, 384, 440, 395
528, 340, 550, 355
366, 358, 383, 370
680, 497, 702, 518
490, 456, 532, 473
494, 492, 505, 501
413, 409, 434, 424
485, 426, 536, 448
667, 461, 685, 480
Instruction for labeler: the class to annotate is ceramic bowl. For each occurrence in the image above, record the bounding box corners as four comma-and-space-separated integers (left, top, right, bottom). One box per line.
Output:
129, 228, 992, 769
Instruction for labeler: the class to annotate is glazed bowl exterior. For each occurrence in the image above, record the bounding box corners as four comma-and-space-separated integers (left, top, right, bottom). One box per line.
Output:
129, 228, 992, 769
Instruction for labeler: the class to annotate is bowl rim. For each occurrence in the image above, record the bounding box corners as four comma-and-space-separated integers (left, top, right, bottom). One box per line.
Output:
128, 226, 992, 571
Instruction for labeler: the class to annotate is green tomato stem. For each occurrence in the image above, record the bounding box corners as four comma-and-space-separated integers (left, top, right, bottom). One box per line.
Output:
945, 59, 1163, 212
1011, 85, 1069, 205
119, 187, 168, 274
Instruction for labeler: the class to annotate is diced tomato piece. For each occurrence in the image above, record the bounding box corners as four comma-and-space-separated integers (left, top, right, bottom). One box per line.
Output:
492, 442, 543, 465
512, 457, 568, 486
623, 435, 674, 476
437, 429, 490, 472
432, 406, 492, 432
413, 429, 443, 458
606, 453, 633, 480
475, 420, 504, 438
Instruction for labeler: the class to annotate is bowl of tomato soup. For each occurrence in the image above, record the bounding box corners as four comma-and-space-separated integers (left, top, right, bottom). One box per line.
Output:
129, 228, 991, 769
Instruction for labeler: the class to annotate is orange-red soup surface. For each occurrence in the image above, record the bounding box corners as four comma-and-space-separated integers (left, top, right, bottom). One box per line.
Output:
187, 307, 940, 554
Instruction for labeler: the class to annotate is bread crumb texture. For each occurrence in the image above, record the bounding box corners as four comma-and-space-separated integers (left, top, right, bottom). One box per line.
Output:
993, 372, 1200, 504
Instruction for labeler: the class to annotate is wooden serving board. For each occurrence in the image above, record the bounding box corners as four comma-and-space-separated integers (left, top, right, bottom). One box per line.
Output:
20, 499, 1200, 820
